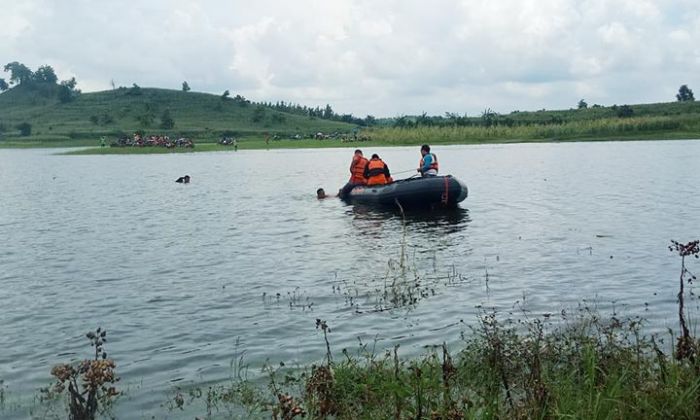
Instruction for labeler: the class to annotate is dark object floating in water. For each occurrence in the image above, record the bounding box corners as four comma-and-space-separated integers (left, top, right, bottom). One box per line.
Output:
176, 175, 191, 183
342, 175, 468, 208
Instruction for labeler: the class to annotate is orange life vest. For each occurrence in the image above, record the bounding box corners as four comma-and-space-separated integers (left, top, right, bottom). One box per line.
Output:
349, 156, 368, 184
419, 153, 439, 174
366, 158, 388, 186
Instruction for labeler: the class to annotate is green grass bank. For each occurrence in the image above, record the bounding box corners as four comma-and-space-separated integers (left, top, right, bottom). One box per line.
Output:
61, 128, 700, 156
2, 83, 700, 153
186, 311, 698, 420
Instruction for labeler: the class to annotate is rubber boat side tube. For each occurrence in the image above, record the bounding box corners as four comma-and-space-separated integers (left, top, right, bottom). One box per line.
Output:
343, 175, 468, 208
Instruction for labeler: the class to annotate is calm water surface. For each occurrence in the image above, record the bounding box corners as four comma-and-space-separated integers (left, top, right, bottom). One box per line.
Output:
1, 141, 699, 417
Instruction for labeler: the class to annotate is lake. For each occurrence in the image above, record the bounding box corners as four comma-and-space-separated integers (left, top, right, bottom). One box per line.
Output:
1, 140, 699, 417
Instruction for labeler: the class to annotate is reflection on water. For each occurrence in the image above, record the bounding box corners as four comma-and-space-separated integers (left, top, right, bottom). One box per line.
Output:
349, 204, 470, 226
346, 205, 470, 246
331, 230, 475, 315
336, 206, 472, 314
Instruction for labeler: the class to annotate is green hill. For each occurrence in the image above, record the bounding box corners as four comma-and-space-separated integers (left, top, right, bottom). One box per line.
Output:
2, 81, 699, 150
0, 84, 356, 146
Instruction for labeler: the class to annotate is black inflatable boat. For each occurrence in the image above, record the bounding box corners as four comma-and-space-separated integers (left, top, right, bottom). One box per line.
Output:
341, 175, 468, 208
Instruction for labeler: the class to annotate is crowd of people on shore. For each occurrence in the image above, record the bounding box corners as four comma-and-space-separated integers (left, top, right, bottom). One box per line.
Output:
111, 134, 194, 148
317, 144, 439, 199
313, 131, 371, 142
261, 131, 368, 142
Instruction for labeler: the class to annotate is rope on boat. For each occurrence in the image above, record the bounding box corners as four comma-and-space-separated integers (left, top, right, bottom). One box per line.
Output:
441, 176, 449, 205
393, 169, 417, 175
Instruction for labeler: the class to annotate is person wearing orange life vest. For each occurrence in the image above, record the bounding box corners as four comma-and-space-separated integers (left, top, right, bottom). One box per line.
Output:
338, 149, 369, 198
363, 154, 392, 186
349, 149, 369, 184
417, 144, 438, 176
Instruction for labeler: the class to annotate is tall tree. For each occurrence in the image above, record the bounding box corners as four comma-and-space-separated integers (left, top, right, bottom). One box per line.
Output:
33, 65, 58, 84
416, 112, 432, 126
0, 78, 8, 92
58, 77, 80, 103
182, 81, 190, 92
3, 61, 33, 85
323, 104, 334, 119
61, 77, 77, 90
676, 85, 695, 102
233, 94, 249, 106
393, 115, 408, 128
126, 83, 142, 96
221, 89, 230, 100
577, 99, 588, 109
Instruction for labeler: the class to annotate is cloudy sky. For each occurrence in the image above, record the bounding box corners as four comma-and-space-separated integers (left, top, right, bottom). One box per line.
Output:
2, 0, 699, 117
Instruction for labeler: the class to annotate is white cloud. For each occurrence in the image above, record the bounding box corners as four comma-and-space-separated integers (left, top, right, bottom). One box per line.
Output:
570, 56, 604, 77
598, 22, 632, 46
1, 0, 699, 116
0, 1, 41, 41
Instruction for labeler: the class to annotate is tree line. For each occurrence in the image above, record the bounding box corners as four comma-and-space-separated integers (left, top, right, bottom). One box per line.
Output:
260, 101, 375, 126
1, 61, 80, 102
181, 80, 376, 126
392, 84, 694, 129
213, 87, 375, 126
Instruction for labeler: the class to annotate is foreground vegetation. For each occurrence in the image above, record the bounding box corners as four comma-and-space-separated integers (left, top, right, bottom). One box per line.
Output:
2, 241, 695, 419
222, 311, 699, 420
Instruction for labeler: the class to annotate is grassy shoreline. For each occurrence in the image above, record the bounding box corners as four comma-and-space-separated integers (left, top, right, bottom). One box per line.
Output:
2, 312, 697, 420
175, 310, 699, 419
8, 307, 699, 419
1, 130, 697, 155
3, 103, 700, 154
